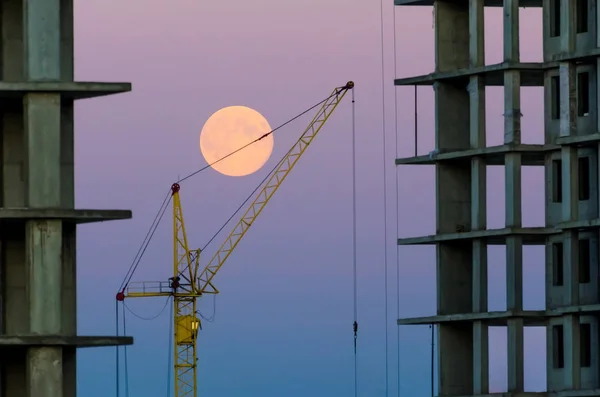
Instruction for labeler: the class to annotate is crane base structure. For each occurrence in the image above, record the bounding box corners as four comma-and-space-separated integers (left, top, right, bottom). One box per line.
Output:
0, 1, 134, 397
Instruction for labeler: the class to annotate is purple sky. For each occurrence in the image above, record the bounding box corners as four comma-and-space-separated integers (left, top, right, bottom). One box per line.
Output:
74, 2, 546, 396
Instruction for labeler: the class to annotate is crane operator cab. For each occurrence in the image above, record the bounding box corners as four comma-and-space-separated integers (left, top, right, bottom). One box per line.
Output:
176, 314, 201, 344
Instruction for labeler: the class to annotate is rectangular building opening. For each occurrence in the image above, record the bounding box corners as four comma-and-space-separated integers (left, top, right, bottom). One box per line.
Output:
577, 0, 589, 33
579, 156, 590, 200
553, 324, 565, 368
551, 75, 560, 119
579, 238, 591, 284
552, 159, 563, 202
550, 0, 561, 37
581, 322, 592, 367
552, 242, 564, 286
578, 72, 590, 116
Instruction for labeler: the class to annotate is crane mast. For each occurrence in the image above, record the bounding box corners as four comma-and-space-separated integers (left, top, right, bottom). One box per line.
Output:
118, 81, 354, 397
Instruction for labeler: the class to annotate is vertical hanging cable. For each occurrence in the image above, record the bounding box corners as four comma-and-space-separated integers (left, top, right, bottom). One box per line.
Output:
122, 308, 130, 397
115, 301, 120, 397
430, 324, 435, 396
351, 86, 358, 397
379, 0, 389, 395
414, 86, 418, 157
392, 4, 401, 397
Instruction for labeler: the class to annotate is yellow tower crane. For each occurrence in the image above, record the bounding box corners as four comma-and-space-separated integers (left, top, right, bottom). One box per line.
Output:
115, 81, 354, 397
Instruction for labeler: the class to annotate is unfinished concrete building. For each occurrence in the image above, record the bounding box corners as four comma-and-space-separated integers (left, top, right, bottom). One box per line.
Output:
0, 1, 133, 397
395, 0, 599, 395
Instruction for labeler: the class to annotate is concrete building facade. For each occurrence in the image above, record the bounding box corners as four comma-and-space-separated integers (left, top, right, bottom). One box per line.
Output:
395, 0, 600, 395
0, 1, 133, 397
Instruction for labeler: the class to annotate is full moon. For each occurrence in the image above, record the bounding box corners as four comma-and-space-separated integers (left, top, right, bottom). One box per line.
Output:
199, 106, 274, 177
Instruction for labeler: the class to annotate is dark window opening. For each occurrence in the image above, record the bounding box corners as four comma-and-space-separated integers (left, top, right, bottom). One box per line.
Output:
579, 156, 590, 201
579, 238, 591, 284
551, 75, 561, 119
553, 325, 565, 368
581, 322, 592, 367
578, 72, 590, 117
577, 0, 589, 33
553, 242, 564, 287
553, 159, 563, 203
550, 0, 561, 37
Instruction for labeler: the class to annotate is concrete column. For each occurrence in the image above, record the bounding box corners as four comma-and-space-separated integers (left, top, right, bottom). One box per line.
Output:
23, 1, 65, 397
504, 73, 521, 145
503, 0, 519, 63
434, 1, 469, 74
59, 0, 74, 81
26, 220, 63, 397
469, 0, 484, 69
23, 0, 61, 81
469, 1, 488, 394
0, 3, 27, 396
505, 82, 525, 394
503, 0, 524, 392
1, 0, 24, 82
556, 2, 581, 390
24, 94, 61, 208
560, 0, 576, 52
559, 62, 578, 216
57, 2, 77, 394
434, 2, 473, 395
506, 232, 524, 392
563, 314, 581, 389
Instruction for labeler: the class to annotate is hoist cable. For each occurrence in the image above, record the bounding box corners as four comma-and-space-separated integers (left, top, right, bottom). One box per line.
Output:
351, 87, 358, 397
392, 4, 401, 397
118, 89, 342, 288
123, 307, 130, 397
198, 294, 217, 323
124, 194, 171, 288
414, 86, 418, 156
178, 125, 311, 283
115, 301, 120, 397
379, 0, 390, 394
431, 324, 435, 396
201, 131, 303, 253
175, 91, 340, 185
123, 297, 171, 321
119, 190, 172, 291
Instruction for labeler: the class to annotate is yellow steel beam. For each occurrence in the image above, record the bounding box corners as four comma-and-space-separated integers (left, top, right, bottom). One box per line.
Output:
195, 81, 354, 295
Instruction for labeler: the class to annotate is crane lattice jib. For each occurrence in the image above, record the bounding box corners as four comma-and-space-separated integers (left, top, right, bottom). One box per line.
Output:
116, 81, 353, 397
195, 81, 354, 294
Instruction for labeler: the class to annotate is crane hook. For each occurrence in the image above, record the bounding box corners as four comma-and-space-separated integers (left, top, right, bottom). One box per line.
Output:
353, 320, 358, 354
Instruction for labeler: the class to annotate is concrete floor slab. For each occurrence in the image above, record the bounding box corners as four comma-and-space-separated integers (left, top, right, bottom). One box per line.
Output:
394, 62, 547, 87
0, 335, 133, 348
557, 218, 600, 231
399, 305, 600, 327
395, 0, 542, 6
398, 310, 547, 326
556, 133, 600, 147
395, 144, 556, 166
0, 208, 132, 223
0, 81, 131, 100
398, 227, 556, 246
